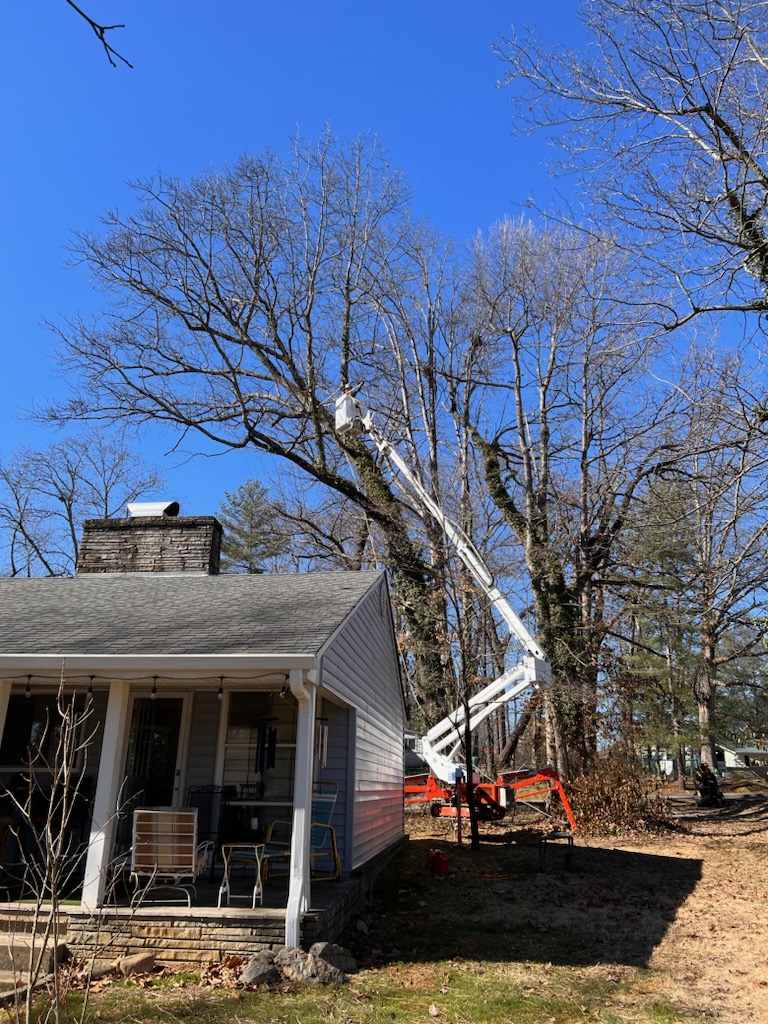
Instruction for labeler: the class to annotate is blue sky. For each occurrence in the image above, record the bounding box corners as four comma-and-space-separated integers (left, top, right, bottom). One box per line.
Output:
1, 1, 583, 516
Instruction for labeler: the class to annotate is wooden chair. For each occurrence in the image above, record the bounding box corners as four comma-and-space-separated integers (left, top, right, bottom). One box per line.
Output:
262, 781, 340, 882
130, 807, 213, 906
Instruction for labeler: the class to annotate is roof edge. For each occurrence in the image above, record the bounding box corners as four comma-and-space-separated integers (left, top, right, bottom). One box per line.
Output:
0, 653, 317, 677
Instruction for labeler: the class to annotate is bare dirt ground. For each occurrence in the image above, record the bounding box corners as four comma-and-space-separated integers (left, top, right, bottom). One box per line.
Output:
622, 793, 768, 1023
393, 789, 768, 1024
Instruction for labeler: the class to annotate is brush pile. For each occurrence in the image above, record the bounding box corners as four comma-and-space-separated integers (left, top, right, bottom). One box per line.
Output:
567, 752, 672, 835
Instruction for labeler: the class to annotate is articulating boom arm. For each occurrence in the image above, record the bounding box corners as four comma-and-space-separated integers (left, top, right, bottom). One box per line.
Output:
372, 432, 549, 668
420, 661, 543, 783
335, 389, 552, 786
334, 388, 547, 665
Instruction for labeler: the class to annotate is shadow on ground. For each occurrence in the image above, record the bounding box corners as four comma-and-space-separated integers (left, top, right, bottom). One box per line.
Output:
358, 831, 701, 969
670, 793, 768, 838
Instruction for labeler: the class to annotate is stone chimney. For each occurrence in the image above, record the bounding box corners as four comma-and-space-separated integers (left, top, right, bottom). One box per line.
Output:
76, 503, 222, 575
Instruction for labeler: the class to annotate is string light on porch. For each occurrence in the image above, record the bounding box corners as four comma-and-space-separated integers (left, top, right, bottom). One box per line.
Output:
217, 677, 224, 701
151, 676, 157, 700
8, 671, 283, 687
87, 676, 94, 700
25, 675, 31, 699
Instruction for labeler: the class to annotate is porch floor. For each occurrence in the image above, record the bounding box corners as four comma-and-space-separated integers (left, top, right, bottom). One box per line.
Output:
0, 867, 369, 966
110, 867, 348, 914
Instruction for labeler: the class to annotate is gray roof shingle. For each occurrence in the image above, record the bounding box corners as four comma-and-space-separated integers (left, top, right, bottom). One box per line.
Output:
0, 571, 384, 656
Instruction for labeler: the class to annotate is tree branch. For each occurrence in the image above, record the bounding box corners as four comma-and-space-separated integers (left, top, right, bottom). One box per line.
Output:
64, 0, 133, 68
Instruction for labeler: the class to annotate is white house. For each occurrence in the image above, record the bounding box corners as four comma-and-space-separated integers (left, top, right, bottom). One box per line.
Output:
717, 742, 768, 774
0, 507, 405, 948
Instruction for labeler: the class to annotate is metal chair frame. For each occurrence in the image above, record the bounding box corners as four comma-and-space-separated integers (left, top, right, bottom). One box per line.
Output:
129, 807, 213, 906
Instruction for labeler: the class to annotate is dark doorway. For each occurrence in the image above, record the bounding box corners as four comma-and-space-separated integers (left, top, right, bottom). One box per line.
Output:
124, 697, 184, 807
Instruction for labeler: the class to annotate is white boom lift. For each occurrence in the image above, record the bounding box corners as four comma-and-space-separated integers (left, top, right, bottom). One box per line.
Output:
334, 387, 575, 828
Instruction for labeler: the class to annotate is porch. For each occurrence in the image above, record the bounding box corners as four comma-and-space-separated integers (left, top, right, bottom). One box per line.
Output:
0, 868, 376, 966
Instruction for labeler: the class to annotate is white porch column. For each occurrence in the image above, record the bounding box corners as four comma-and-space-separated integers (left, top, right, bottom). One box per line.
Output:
285, 668, 316, 947
0, 679, 13, 744
81, 679, 131, 909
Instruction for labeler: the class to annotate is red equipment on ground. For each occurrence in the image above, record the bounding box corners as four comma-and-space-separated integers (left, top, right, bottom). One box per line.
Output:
405, 767, 577, 831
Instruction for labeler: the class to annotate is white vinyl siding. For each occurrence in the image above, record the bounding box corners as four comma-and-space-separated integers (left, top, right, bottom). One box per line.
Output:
320, 577, 404, 869
314, 699, 350, 869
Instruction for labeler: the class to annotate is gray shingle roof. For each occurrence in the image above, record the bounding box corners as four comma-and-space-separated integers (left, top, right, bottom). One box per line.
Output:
0, 571, 384, 656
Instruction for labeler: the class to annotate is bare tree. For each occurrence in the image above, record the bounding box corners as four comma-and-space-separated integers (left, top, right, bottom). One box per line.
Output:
270, 488, 380, 572
46, 132, 459, 717
2, 674, 136, 1024
0, 430, 162, 576
612, 347, 768, 769
678, 350, 768, 766
498, 0, 768, 327
457, 219, 686, 776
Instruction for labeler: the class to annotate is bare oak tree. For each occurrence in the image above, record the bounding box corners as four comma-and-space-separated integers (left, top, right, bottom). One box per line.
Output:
457, 219, 686, 775
47, 132, 459, 717
677, 349, 768, 766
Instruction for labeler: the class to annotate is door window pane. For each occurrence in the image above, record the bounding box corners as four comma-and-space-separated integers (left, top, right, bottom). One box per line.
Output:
125, 698, 183, 807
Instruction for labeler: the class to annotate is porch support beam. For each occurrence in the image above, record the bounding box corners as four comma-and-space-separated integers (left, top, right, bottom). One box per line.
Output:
285, 667, 316, 948
81, 679, 131, 909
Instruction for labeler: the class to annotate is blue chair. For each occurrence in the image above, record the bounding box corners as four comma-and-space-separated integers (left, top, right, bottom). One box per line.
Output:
262, 782, 340, 882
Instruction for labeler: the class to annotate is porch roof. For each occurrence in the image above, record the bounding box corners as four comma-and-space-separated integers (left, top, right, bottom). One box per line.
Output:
0, 570, 384, 661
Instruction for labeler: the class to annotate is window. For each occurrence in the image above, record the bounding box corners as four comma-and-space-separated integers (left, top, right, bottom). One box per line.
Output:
222, 692, 297, 801
0, 694, 86, 769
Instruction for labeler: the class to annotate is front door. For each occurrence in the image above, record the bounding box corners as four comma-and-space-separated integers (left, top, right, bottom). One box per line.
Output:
124, 697, 185, 807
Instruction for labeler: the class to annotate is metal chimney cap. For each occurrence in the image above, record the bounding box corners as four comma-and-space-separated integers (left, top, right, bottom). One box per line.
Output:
126, 501, 181, 518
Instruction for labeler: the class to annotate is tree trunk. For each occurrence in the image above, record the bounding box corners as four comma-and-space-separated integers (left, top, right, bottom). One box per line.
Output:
696, 675, 718, 769
497, 702, 534, 767
695, 634, 718, 769
458, 693, 480, 849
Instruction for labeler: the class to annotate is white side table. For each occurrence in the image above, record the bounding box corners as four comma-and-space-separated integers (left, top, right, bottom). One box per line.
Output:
218, 843, 264, 909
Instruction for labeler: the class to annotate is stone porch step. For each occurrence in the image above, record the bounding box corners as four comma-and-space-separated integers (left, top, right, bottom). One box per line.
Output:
0, 969, 18, 993
0, 935, 66, 975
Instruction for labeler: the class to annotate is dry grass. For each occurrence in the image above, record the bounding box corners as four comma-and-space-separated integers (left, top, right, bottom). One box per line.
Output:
48, 785, 768, 1024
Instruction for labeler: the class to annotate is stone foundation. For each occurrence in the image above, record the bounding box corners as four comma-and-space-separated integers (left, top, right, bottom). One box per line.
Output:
66, 908, 288, 964
66, 872, 375, 966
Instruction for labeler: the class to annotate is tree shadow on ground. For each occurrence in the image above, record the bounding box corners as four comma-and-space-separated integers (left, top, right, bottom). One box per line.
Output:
362, 832, 701, 969
670, 794, 768, 838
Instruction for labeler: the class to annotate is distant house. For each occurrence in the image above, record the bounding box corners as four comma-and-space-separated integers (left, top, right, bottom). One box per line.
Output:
404, 729, 427, 774
0, 507, 405, 948
716, 741, 768, 774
